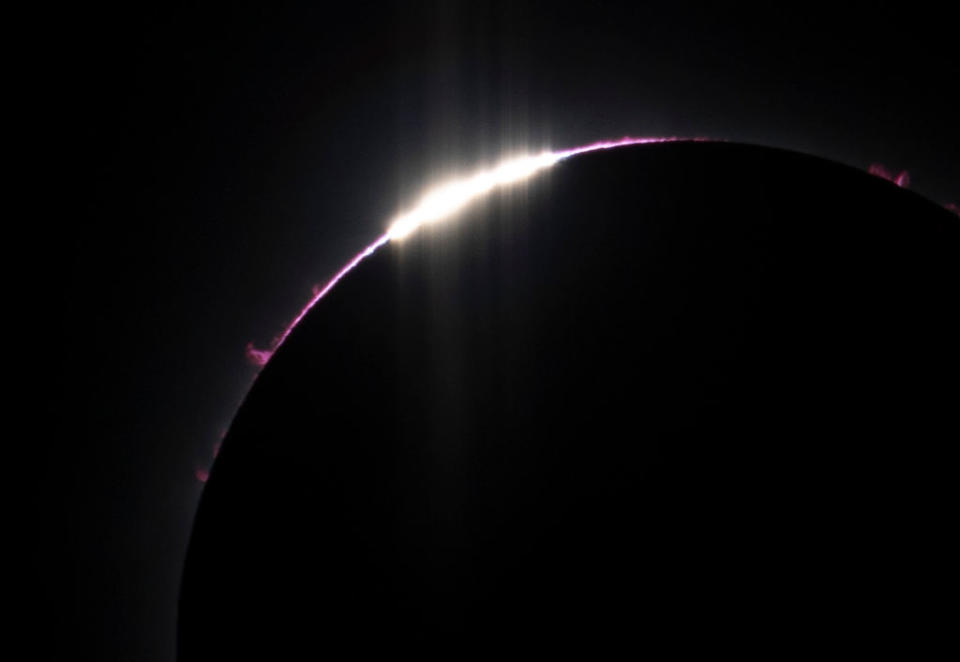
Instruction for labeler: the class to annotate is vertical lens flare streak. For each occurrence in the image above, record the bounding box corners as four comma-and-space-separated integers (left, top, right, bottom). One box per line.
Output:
251, 137, 696, 365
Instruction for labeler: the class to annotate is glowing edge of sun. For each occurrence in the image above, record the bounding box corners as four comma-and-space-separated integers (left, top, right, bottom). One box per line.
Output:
200, 135, 953, 480
257, 137, 698, 360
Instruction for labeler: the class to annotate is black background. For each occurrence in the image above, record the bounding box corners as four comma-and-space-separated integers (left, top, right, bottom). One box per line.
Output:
28, 2, 957, 660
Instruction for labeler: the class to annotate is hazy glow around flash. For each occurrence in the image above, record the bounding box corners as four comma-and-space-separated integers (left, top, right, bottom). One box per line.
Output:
386, 151, 562, 240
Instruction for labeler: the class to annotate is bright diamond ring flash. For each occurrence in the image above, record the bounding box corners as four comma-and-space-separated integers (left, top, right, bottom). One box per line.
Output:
386, 151, 562, 240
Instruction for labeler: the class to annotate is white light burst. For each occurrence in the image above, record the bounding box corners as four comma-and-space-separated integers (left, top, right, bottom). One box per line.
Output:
386, 151, 562, 240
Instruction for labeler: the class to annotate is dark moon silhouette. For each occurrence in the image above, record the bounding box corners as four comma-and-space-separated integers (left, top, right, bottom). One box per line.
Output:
179, 142, 957, 657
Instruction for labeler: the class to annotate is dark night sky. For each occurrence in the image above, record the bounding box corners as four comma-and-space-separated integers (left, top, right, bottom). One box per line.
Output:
30, 2, 956, 659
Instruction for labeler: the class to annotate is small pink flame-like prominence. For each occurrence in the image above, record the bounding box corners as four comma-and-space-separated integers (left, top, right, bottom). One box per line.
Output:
195, 435, 225, 483
245, 342, 273, 367
869, 163, 910, 188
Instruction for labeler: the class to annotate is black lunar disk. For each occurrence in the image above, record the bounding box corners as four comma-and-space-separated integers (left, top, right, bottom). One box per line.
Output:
179, 143, 958, 657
